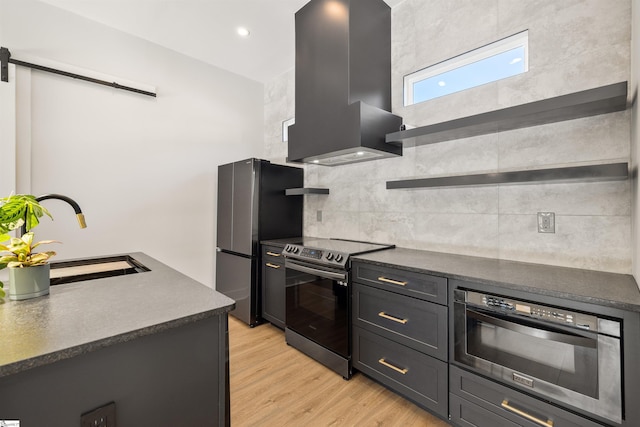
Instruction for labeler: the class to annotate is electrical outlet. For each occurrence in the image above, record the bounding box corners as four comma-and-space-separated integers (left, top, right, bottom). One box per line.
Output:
81, 402, 116, 427
537, 212, 555, 233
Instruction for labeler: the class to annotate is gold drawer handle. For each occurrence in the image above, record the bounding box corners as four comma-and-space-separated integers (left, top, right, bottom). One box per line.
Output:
266, 251, 281, 257
378, 358, 408, 375
501, 400, 554, 427
266, 263, 281, 269
378, 276, 407, 286
378, 312, 408, 325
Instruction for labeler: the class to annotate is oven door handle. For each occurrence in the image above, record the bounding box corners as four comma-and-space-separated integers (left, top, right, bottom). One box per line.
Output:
285, 260, 348, 281
467, 309, 597, 348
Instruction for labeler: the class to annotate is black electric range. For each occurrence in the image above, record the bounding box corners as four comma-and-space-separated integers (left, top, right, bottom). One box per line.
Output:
282, 238, 395, 379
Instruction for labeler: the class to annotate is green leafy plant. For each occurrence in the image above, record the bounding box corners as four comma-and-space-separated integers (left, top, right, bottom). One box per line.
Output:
0, 194, 53, 242
0, 194, 55, 298
0, 232, 58, 267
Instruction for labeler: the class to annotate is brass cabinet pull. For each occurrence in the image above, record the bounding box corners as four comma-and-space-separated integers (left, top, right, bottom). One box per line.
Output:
378, 358, 408, 375
377, 276, 407, 286
378, 311, 408, 324
266, 263, 281, 269
266, 251, 281, 257
501, 400, 554, 427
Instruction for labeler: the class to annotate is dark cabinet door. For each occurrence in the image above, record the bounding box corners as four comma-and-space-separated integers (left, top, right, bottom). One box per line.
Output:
262, 258, 285, 329
216, 162, 233, 251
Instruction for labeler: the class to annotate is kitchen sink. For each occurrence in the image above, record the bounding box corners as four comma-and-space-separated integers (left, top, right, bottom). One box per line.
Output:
49, 255, 150, 286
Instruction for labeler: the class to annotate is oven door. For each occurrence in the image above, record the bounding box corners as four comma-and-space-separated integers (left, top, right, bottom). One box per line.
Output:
285, 258, 350, 358
453, 294, 622, 424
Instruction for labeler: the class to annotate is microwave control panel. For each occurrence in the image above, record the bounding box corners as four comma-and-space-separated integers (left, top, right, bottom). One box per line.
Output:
464, 290, 599, 331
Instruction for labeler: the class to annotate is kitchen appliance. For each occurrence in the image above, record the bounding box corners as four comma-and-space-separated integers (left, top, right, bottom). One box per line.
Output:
215, 158, 303, 327
453, 289, 623, 424
287, 0, 402, 166
283, 238, 394, 378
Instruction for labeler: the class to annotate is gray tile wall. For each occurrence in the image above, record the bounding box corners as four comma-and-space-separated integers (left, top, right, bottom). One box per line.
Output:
264, 0, 632, 274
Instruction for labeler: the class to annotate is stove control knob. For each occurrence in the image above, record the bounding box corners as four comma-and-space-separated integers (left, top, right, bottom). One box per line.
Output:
335, 254, 343, 262
285, 245, 292, 253
326, 253, 334, 261
292, 247, 299, 254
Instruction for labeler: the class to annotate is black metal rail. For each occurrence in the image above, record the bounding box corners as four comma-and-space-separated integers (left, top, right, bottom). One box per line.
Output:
0, 47, 156, 98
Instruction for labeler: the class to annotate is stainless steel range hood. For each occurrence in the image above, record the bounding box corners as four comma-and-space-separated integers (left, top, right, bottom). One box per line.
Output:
287, 0, 402, 166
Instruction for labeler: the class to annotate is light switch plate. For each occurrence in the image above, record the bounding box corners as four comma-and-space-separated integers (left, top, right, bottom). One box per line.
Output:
537, 212, 555, 233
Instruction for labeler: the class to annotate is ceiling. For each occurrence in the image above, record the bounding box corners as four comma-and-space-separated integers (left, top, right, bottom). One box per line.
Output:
39, 0, 406, 83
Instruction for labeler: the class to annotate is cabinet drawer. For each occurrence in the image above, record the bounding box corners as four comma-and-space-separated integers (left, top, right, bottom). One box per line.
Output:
353, 283, 447, 361
450, 393, 521, 427
352, 262, 447, 304
353, 326, 448, 418
262, 245, 284, 264
450, 366, 603, 427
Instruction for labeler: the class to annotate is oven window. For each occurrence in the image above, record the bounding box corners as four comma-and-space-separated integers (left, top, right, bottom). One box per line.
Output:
466, 309, 598, 398
286, 271, 349, 357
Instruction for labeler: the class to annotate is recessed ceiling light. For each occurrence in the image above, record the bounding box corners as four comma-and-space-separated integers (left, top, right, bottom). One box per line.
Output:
356, 151, 364, 156
312, 160, 320, 164
237, 27, 250, 37
438, 81, 446, 87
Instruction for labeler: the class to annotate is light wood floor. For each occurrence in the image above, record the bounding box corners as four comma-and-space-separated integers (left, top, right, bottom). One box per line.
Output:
229, 316, 452, 426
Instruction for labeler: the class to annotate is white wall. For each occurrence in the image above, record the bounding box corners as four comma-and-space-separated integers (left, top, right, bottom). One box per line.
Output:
0, 64, 16, 197
0, 0, 265, 287
266, 0, 632, 274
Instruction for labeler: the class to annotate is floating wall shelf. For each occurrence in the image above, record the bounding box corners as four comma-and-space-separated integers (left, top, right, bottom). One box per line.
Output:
285, 188, 330, 196
386, 162, 629, 190
386, 82, 628, 147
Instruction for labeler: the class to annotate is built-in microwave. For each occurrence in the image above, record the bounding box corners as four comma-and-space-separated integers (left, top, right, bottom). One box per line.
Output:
453, 289, 622, 425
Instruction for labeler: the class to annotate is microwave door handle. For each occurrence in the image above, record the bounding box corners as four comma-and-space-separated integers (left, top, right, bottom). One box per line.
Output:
285, 260, 347, 281
467, 309, 597, 349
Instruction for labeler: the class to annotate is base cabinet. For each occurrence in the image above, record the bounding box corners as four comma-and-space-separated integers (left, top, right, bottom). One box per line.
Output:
261, 245, 286, 329
449, 365, 603, 427
353, 326, 448, 417
352, 262, 448, 419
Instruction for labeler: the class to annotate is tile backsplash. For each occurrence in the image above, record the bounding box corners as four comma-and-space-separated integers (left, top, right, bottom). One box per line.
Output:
264, 0, 632, 274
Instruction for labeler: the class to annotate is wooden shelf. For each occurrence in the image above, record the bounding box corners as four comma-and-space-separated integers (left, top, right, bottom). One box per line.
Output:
285, 188, 330, 195
386, 162, 628, 190
386, 82, 628, 147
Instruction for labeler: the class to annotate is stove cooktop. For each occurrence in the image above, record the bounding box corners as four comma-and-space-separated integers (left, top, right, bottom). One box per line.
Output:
282, 238, 394, 269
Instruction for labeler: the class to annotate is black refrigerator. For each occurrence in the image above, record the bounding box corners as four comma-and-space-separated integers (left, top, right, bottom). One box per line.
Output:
215, 158, 303, 326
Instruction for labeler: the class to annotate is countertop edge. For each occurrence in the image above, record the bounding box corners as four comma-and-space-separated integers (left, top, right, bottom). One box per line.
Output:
260, 240, 640, 312
0, 305, 233, 378
352, 251, 640, 313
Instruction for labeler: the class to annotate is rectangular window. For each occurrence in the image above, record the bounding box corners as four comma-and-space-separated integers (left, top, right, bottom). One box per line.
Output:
404, 31, 529, 106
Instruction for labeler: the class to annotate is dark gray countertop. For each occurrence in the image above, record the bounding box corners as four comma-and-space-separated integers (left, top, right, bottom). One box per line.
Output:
353, 247, 640, 312
261, 237, 309, 248
0, 252, 235, 378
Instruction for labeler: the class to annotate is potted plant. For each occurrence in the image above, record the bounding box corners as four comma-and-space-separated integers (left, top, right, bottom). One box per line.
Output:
0, 194, 55, 300
0, 232, 59, 300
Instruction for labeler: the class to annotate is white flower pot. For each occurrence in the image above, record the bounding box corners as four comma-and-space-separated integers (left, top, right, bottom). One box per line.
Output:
9, 264, 50, 301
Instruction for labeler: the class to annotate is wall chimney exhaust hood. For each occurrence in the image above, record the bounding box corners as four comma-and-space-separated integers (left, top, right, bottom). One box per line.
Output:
287, 0, 402, 166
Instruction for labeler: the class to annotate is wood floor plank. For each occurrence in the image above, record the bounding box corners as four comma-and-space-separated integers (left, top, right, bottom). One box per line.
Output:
229, 316, 452, 426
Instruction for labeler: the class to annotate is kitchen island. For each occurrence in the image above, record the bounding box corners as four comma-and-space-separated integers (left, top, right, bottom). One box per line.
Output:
0, 252, 235, 426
